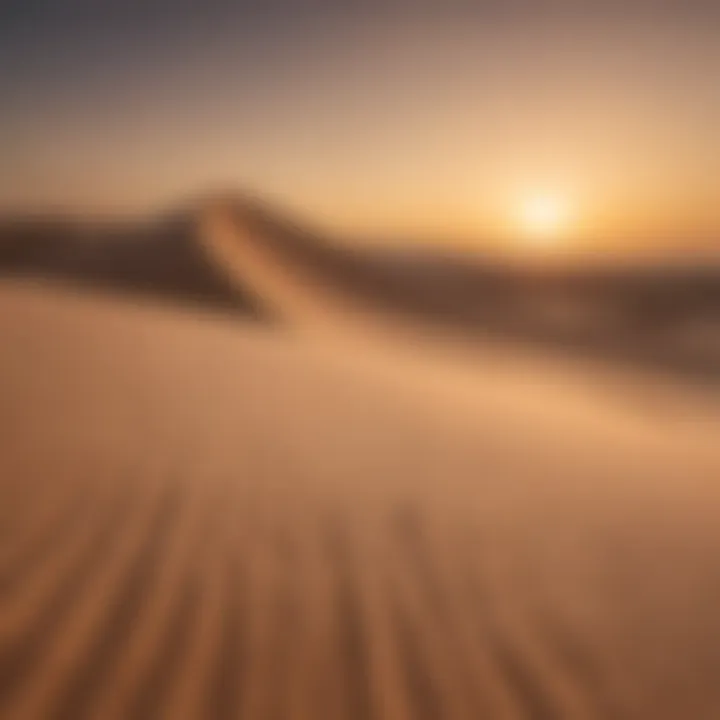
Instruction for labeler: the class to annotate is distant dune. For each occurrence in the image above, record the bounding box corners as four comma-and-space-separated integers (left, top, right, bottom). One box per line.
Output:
2, 196, 716, 378
0, 210, 265, 318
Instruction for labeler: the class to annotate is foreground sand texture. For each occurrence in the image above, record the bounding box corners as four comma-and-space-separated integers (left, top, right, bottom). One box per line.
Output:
1, 213, 720, 718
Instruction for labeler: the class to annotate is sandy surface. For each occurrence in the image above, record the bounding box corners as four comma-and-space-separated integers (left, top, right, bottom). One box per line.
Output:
1, 214, 720, 718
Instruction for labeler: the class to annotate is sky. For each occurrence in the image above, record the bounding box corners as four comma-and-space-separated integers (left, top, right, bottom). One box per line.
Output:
1, 0, 719, 251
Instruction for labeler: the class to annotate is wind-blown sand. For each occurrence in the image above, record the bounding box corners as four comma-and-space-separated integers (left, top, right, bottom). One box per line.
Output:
1, 207, 719, 719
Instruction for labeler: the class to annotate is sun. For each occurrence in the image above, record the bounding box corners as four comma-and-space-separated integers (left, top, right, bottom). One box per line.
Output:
518, 194, 572, 244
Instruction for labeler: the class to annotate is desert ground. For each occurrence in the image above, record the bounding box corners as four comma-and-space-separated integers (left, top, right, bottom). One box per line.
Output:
1, 202, 719, 719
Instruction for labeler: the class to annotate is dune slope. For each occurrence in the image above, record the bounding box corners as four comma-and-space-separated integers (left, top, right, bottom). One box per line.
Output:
1, 279, 719, 719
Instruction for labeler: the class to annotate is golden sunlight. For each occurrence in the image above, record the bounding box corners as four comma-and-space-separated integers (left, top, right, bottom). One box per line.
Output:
518, 194, 573, 245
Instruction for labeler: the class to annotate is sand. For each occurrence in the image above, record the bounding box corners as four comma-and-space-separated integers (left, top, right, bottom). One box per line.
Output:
1, 210, 719, 719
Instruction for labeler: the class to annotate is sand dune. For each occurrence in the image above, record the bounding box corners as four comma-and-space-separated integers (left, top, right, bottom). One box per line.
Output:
0, 211, 264, 318
2, 199, 718, 378
1, 202, 719, 718
204, 200, 720, 379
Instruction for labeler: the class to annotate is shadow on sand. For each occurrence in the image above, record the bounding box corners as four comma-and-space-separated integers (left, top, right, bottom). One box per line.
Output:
0, 210, 268, 320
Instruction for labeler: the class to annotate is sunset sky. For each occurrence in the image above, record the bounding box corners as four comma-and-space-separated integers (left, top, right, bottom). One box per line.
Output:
1, 1, 718, 251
